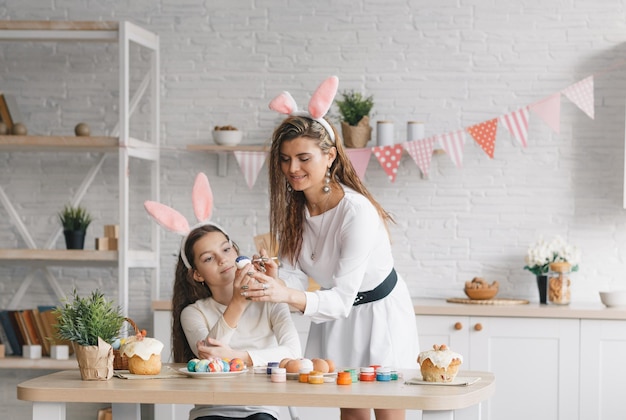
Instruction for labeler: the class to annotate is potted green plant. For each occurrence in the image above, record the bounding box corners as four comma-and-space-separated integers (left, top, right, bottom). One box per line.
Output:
54, 289, 125, 380
58, 204, 92, 249
336, 90, 374, 148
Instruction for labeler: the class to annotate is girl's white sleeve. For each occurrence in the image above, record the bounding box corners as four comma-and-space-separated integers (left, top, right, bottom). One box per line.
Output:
180, 304, 236, 357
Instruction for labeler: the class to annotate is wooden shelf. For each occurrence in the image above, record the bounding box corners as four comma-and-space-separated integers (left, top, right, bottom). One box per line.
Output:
0, 355, 77, 370
186, 144, 269, 152
0, 249, 117, 266
0, 135, 119, 152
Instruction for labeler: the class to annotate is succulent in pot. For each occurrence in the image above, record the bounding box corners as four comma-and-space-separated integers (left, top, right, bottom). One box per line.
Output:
58, 204, 92, 249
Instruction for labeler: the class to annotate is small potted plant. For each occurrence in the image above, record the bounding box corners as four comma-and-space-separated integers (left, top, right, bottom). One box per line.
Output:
335, 90, 374, 148
54, 289, 125, 380
58, 204, 92, 249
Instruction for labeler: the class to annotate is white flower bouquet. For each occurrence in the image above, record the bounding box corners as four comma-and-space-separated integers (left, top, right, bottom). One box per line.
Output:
524, 236, 580, 276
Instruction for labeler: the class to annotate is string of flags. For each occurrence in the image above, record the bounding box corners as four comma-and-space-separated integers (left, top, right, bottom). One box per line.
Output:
230, 75, 594, 188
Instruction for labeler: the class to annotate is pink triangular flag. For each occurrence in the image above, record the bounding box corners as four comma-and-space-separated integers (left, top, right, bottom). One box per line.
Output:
372, 145, 403, 182
562, 76, 594, 119
345, 148, 372, 181
403, 136, 436, 177
437, 130, 466, 168
233, 151, 268, 189
500, 107, 529, 148
529, 92, 561, 134
466, 118, 498, 159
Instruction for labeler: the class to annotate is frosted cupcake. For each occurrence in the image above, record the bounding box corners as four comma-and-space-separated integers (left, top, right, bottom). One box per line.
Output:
417, 344, 463, 383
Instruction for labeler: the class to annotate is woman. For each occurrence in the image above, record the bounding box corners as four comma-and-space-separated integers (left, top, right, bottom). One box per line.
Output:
246, 77, 419, 420
145, 173, 301, 420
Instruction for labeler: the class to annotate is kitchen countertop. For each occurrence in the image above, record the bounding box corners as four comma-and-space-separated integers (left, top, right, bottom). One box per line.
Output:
153, 298, 626, 321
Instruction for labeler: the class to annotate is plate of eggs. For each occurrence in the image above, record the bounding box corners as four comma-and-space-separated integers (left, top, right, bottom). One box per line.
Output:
179, 357, 248, 378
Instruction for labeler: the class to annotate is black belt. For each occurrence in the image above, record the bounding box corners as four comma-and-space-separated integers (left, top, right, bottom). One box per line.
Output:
353, 268, 398, 306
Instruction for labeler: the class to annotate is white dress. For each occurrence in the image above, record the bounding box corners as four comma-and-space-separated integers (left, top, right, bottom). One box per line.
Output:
279, 185, 420, 369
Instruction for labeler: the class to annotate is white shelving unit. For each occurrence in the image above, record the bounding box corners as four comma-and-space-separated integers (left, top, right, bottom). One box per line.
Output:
0, 21, 160, 317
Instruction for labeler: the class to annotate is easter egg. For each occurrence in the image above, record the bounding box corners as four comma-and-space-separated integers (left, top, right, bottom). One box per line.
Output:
208, 359, 223, 372
229, 358, 244, 371
195, 359, 210, 372
222, 359, 230, 372
187, 358, 200, 372
235, 256, 252, 269
111, 338, 121, 350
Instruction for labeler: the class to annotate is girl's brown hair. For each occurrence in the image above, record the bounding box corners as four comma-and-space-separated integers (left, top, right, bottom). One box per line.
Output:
171, 225, 239, 362
268, 116, 394, 266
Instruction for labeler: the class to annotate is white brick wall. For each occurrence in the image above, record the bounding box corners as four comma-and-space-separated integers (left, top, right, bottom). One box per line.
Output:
2, 0, 626, 407
3, 0, 626, 311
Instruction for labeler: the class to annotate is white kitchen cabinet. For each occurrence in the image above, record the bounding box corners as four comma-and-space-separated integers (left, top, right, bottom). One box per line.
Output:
579, 319, 626, 420
416, 315, 580, 420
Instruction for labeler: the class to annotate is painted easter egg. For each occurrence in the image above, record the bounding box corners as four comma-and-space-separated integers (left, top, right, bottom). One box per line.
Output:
229, 358, 245, 371
195, 359, 210, 372
187, 358, 200, 372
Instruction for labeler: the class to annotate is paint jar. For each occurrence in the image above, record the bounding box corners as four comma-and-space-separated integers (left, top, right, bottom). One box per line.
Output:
390, 370, 399, 381
267, 361, 279, 374
271, 367, 286, 383
337, 371, 352, 385
308, 370, 324, 384
359, 367, 376, 382
345, 368, 359, 382
376, 367, 391, 382
299, 368, 310, 383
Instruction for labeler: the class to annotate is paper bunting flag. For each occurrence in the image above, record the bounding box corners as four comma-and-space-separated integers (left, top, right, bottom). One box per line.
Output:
437, 130, 466, 168
403, 136, 437, 177
466, 118, 498, 159
372, 144, 403, 182
233, 151, 268, 189
529, 92, 561, 134
562, 75, 594, 119
500, 107, 530, 148
345, 148, 373, 181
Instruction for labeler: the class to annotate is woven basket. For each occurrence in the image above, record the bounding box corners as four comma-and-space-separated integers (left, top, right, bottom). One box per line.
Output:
113, 317, 140, 370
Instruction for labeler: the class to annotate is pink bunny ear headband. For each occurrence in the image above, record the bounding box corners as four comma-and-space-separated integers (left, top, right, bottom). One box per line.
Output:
268, 75, 339, 142
144, 172, 228, 269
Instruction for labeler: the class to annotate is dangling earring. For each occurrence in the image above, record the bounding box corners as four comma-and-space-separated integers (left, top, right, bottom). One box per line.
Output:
286, 181, 293, 192
323, 168, 331, 194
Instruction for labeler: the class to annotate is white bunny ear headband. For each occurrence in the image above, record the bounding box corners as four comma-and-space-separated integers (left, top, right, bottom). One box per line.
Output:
268, 75, 339, 142
144, 172, 227, 269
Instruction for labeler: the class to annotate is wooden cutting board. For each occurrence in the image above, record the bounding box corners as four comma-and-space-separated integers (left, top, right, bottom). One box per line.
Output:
446, 297, 529, 305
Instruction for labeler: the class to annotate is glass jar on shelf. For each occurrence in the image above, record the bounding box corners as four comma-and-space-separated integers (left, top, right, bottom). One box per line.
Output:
548, 262, 572, 305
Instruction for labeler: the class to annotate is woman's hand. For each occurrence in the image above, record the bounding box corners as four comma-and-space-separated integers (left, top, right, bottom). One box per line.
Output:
252, 248, 279, 279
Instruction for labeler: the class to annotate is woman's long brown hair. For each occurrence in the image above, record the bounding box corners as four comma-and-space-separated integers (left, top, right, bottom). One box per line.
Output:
268, 116, 394, 266
171, 225, 239, 363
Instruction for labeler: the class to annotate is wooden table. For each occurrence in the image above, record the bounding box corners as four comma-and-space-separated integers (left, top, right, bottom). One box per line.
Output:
17, 367, 495, 420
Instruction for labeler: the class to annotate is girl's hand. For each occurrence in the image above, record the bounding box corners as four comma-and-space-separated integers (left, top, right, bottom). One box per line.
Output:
233, 264, 254, 305
197, 337, 251, 366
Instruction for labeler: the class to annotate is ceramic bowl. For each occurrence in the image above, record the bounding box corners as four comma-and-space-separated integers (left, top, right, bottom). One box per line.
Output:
599, 290, 626, 308
464, 287, 498, 300
212, 130, 243, 146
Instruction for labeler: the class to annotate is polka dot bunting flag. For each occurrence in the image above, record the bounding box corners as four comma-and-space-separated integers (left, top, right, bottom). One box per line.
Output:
466, 118, 498, 159
372, 144, 403, 182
